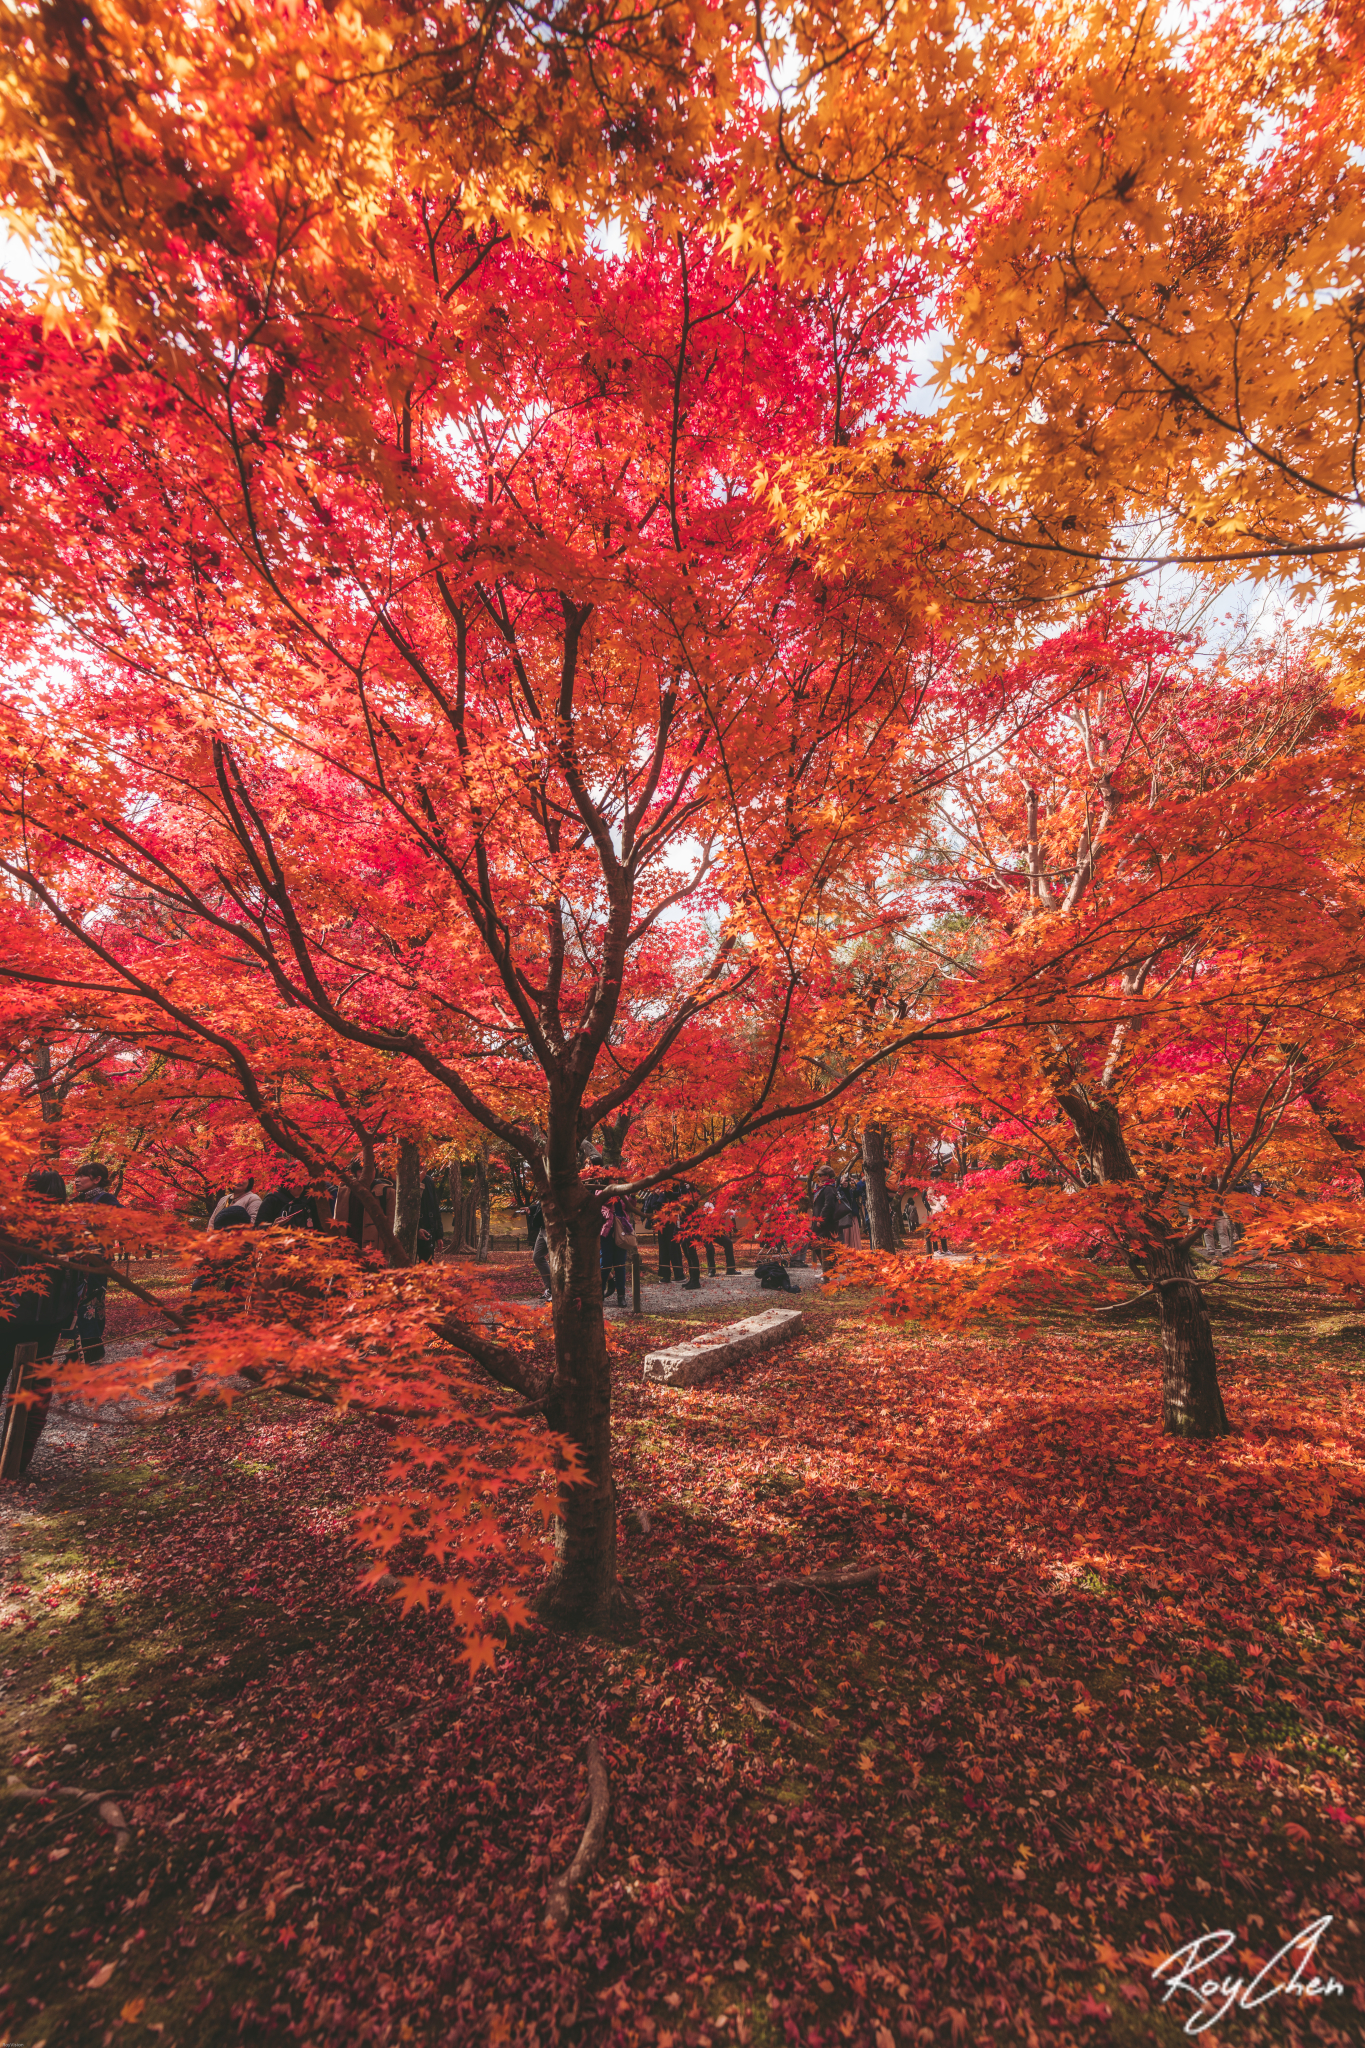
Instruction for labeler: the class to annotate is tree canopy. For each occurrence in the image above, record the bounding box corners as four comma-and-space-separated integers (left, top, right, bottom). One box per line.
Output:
2, 0, 1363, 1656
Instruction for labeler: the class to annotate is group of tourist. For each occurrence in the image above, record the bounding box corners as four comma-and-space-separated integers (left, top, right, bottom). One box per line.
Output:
206, 1166, 448, 1259
524, 1181, 742, 1309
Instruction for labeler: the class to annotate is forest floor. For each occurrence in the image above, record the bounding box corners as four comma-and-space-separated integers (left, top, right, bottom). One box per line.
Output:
1, 1248, 1363, 2048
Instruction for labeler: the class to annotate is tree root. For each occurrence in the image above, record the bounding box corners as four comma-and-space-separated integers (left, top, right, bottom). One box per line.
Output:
543, 1737, 609, 1932
768, 1563, 880, 1594
6, 1776, 131, 1855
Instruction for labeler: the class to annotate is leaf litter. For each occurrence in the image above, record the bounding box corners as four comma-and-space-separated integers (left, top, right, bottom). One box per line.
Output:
1, 1287, 1362, 2045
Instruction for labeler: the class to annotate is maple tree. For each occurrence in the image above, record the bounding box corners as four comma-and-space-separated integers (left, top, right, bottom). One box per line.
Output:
0, 0, 1360, 1648
0, 11, 1362, 2030
939, 0, 1365, 615
0, 76, 982, 1634
772, 0, 1365, 629
829, 608, 1365, 1437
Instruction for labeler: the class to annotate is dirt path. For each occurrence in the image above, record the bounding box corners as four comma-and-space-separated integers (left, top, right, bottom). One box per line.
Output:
0, 1342, 167, 1595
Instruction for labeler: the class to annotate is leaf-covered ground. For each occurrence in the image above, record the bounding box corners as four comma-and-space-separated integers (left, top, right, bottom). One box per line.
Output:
2, 1263, 1364, 2046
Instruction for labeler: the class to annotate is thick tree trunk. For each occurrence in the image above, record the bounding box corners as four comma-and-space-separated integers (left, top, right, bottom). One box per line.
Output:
1147, 1240, 1230, 1438
1059, 1089, 1230, 1439
862, 1123, 897, 1252
536, 1178, 633, 1634
394, 1138, 421, 1261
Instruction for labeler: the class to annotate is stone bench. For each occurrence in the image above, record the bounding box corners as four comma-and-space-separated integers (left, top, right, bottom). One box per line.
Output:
642, 1306, 804, 1387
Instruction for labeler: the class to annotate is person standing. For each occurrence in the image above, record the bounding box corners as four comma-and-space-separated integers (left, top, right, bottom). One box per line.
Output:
847, 1170, 870, 1236
701, 1200, 739, 1276
810, 1169, 852, 1270
254, 1182, 327, 1230
837, 1175, 863, 1250
600, 1193, 636, 1309
532, 1221, 553, 1301
674, 1184, 707, 1290
646, 1185, 686, 1284
417, 1172, 445, 1262
334, 1165, 394, 1252
1, 1171, 79, 1476
210, 1178, 261, 1228
66, 1163, 119, 1364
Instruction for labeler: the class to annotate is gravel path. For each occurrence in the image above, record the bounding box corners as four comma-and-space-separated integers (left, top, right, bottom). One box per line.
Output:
517, 1263, 828, 1315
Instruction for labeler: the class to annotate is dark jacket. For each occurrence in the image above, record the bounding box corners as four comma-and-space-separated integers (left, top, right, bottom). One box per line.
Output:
419, 1177, 445, 1245
811, 1183, 851, 1235
255, 1188, 325, 1230
0, 1234, 79, 1332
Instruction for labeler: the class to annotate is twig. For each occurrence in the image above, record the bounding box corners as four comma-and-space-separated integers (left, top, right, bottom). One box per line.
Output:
740, 1691, 820, 1739
768, 1564, 881, 1594
543, 1737, 609, 1932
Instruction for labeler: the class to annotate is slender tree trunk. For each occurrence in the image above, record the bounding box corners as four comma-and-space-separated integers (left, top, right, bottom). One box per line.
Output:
862, 1122, 897, 1252
394, 1138, 421, 1261
448, 1159, 463, 1255
475, 1147, 490, 1262
536, 1176, 632, 1633
30, 1041, 62, 1158
1060, 1090, 1230, 1439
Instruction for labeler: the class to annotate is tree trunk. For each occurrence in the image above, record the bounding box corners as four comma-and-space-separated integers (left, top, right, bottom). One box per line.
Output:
448, 1159, 463, 1255
862, 1122, 897, 1252
1059, 1089, 1230, 1439
30, 1041, 62, 1157
394, 1138, 421, 1262
536, 1178, 633, 1634
474, 1147, 490, 1262
1148, 1240, 1230, 1438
